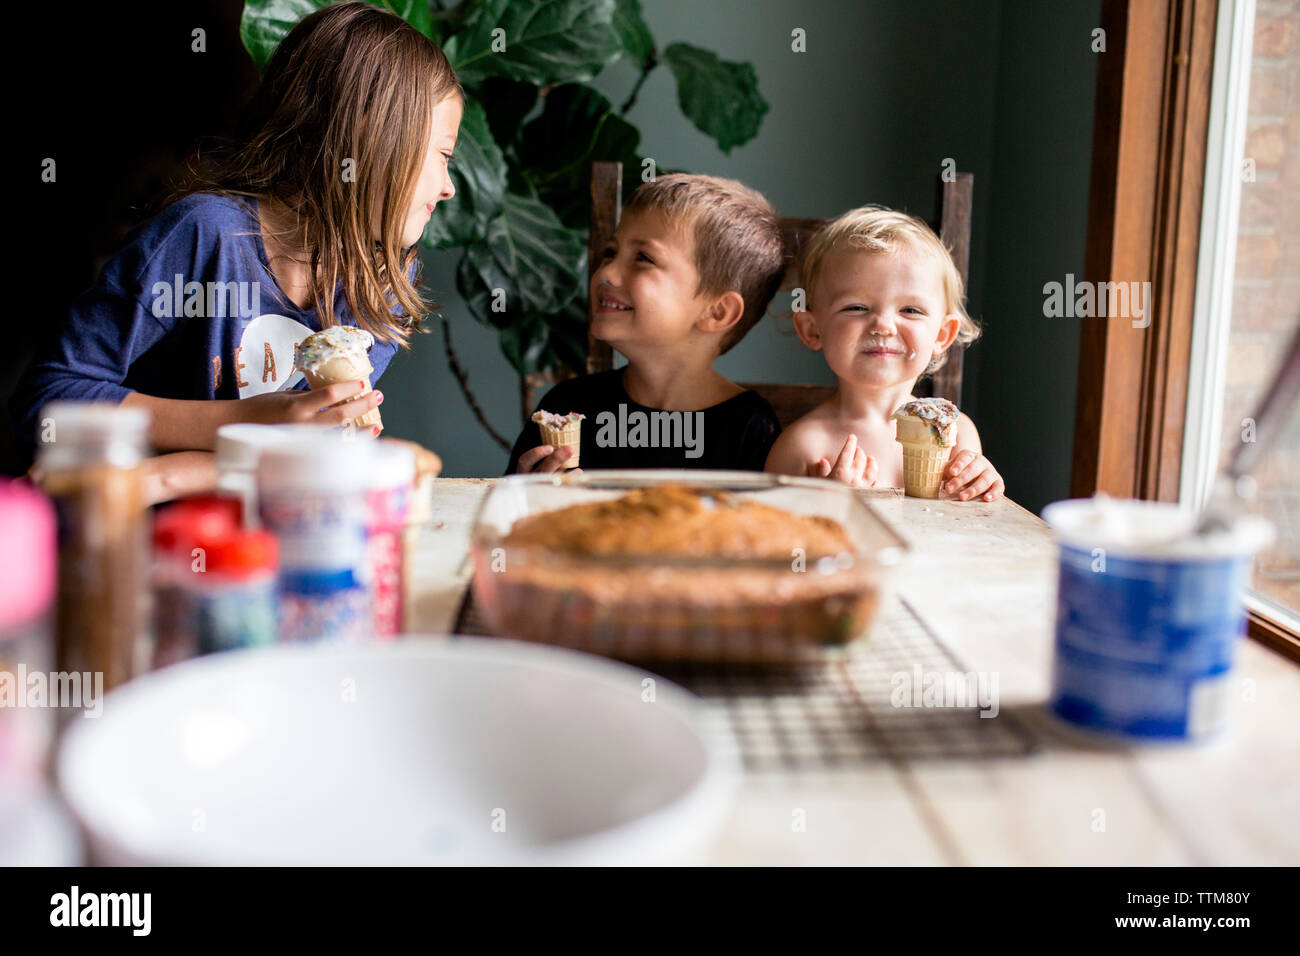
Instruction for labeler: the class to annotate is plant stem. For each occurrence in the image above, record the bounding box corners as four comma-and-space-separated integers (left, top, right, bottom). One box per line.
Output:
441, 318, 511, 451
620, 59, 656, 115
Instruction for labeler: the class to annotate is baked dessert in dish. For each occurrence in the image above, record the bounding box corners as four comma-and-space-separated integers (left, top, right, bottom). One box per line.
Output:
504, 484, 850, 559
471, 478, 904, 663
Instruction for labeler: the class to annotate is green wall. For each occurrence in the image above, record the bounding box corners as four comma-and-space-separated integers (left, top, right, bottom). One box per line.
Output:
973, 0, 1099, 514
379, 0, 1098, 515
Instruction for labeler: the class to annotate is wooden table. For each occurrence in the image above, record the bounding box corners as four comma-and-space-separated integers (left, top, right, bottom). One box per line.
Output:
405, 478, 1300, 865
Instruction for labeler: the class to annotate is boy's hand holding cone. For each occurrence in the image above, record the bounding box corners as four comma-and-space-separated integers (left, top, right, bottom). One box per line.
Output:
531, 411, 585, 469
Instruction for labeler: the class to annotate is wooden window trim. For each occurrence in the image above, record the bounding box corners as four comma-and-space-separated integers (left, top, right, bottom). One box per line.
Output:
1075, 0, 1299, 656
1072, 0, 1217, 503
1249, 610, 1300, 665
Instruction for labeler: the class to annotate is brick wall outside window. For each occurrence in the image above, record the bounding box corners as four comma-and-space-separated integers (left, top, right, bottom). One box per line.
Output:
1224, 0, 1300, 611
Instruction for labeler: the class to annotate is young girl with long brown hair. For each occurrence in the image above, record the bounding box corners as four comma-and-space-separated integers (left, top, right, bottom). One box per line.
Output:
14, 2, 462, 501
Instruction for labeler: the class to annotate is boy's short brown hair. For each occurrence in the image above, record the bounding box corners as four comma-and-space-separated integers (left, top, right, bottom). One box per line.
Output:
622, 174, 786, 354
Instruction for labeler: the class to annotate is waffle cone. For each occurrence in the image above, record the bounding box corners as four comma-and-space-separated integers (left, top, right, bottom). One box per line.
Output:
302, 356, 381, 429
537, 421, 582, 469
895, 415, 952, 498
899, 442, 950, 498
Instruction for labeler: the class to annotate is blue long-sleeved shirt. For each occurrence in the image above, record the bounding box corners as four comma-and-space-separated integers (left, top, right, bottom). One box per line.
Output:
13, 192, 406, 444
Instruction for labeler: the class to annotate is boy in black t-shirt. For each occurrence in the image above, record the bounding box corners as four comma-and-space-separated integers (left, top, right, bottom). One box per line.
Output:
507, 174, 788, 474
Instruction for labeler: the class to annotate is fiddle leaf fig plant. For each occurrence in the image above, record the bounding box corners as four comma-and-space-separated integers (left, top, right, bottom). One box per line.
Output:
240, 0, 770, 439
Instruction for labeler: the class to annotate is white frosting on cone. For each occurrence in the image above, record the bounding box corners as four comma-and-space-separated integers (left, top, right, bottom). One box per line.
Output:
295, 326, 375, 376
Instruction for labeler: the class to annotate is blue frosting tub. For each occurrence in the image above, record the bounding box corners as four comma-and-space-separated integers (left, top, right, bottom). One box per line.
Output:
1041, 498, 1272, 742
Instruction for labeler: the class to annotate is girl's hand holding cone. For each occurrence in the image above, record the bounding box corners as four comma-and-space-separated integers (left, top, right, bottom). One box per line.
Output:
232, 379, 383, 433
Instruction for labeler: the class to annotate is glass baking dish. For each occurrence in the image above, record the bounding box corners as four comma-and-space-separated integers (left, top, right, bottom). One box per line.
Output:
469, 471, 908, 664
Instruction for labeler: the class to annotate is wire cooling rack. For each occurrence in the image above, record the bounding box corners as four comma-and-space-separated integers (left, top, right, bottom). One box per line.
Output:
453, 588, 1041, 771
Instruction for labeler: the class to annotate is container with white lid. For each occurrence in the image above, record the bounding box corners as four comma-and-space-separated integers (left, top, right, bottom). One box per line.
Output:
257, 435, 373, 643
215, 423, 336, 527
36, 402, 149, 471
367, 439, 417, 491
37, 401, 150, 694
1042, 496, 1273, 742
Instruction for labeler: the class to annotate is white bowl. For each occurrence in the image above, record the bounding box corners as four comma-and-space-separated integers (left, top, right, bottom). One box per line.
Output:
58, 637, 738, 865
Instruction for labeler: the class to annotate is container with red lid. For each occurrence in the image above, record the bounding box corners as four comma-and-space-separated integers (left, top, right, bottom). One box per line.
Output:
153, 494, 242, 549
152, 496, 242, 667
152, 496, 277, 665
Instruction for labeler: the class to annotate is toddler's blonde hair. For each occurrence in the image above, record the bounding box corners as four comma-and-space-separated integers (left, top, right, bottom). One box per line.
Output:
799, 205, 980, 374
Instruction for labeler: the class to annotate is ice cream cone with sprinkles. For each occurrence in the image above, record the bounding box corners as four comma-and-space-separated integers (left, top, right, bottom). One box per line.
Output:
531, 411, 584, 469
294, 326, 382, 430
892, 397, 958, 498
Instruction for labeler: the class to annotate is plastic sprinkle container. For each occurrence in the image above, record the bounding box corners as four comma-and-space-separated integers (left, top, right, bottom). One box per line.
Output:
153, 496, 277, 663
258, 438, 372, 643
366, 442, 415, 639
216, 424, 334, 528
184, 530, 279, 655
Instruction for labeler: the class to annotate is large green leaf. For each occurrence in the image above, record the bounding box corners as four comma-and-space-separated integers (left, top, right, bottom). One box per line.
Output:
444, 0, 623, 86
661, 42, 769, 154
421, 96, 509, 250
430, 0, 484, 27
499, 300, 588, 377
475, 76, 539, 158
456, 193, 586, 336
499, 314, 550, 375
516, 84, 640, 226
240, 0, 330, 70
543, 298, 592, 375
612, 0, 655, 64
241, 0, 436, 71
380, 0, 433, 37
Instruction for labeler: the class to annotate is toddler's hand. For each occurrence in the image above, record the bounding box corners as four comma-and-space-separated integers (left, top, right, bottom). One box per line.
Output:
231, 380, 383, 435
943, 448, 1004, 501
807, 434, 877, 488
515, 444, 580, 475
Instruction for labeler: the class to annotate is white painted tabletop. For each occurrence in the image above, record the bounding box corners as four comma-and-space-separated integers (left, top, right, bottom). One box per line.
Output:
405, 478, 1300, 865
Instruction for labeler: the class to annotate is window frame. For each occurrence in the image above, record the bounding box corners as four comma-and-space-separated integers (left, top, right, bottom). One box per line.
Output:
1073, 0, 1300, 660
1182, 0, 1254, 513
